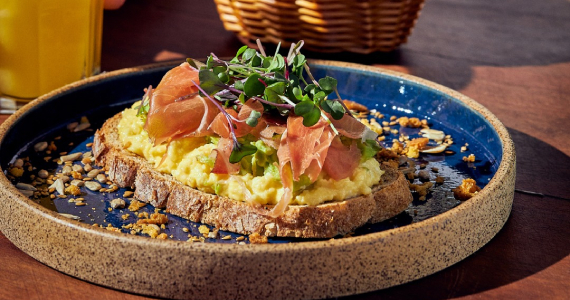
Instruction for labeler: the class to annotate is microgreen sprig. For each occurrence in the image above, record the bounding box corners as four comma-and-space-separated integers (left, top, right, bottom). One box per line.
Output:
192, 40, 350, 163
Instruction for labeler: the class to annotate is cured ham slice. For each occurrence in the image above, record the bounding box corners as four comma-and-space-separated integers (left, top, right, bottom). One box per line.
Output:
209, 99, 266, 138
259, 125, 286, 149
329, 113, 368, 139
322, 136, 362, 181
279, 116, 335, 182
211, 138, 240, 174
144, 62, 218, 145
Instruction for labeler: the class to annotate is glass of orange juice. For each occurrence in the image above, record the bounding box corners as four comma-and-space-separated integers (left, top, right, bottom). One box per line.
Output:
0, 0, 103, 113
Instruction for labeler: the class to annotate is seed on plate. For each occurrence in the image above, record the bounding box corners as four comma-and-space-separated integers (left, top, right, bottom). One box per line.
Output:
110, 198, 126, 209
96, 174, 107, 183
71, 179, 84, 187
85, 181, 102, 191
16, 182, 36, 191
67, 122, 78, 131
18, 189, 34, 197
59, 213, 81, 220
34, 142, 48, 152
86, 169, 100, 178
60, 152, 82, 162
38, 169, 49, 179
72, 164, 84, 173
13, 158, 24, 168
73, 122, 90, 132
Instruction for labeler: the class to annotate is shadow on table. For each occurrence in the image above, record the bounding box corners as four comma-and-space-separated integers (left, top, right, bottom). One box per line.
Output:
341, 128, 570, 299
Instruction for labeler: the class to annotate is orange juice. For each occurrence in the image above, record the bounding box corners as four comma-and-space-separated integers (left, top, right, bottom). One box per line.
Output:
0, 0, 103, 100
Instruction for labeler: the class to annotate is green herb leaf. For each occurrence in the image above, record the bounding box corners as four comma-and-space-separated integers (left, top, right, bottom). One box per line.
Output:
243, 73, 265, 97
294, 101, 321, 126
212, 65, 225, 75
206, 55, 215, 69
245, 110, 262, 127
321, 100, 345, 120
293, 54, 306, 68
238, 93, 246, 104
235, 45, 248, 58
262, 56, 273, 68
229, 143, 258, 164
313, 91, 327, 103
358, 139, 382, 161
318, 76, 337, 93
274, 71, 287, 82
198, 69, 225, 95
264, 82, 286, 103
268, 54, 285, 72
186, 58, 199, 69
242, 48, 257, 62
234, 80, 244, 91
251, 55, 262, 67
218, 72, 229, 83
292, 86, 303, 100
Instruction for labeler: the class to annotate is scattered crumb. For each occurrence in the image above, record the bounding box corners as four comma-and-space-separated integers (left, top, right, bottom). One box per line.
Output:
435, 176, 445, 185
409, 182, 434, 201
453, 178, 481, 201
128, 199, 147, 211
64, 185, 81, 196
249, 232, 268, 244
198, 225, 210, 237
137, 211, 168, 225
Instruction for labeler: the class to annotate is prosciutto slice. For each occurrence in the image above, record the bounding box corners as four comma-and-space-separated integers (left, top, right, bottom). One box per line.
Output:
329, 113, 368, 139
270, 116, 335, 216
322, 136, 362, 181
278, 116, 335, 182
211, 137, 240, 174
209, 99, 265, 138
259, 125, 286, 149
144, 62, 219, 145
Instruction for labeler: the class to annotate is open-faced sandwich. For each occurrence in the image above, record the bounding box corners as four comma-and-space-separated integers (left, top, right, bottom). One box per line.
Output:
93, 42, 412, 238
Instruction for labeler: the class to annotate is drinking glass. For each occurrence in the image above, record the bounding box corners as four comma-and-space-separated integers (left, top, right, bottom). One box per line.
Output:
0, 0, 104, 113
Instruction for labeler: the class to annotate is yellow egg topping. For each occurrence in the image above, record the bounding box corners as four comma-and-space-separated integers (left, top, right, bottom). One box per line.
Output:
117, 104, 383, 206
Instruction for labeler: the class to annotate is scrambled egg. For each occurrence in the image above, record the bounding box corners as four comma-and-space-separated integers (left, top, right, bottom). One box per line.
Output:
118, 105, 383, 206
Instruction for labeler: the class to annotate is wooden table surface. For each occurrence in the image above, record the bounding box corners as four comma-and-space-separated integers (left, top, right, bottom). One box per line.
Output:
1, 0, 569, 299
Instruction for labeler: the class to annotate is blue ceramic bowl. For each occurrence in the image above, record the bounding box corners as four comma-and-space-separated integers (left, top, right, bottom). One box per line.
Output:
0, 61, 515, 299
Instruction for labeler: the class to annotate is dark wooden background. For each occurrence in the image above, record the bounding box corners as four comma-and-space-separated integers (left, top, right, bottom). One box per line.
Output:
1, 0, 569, 299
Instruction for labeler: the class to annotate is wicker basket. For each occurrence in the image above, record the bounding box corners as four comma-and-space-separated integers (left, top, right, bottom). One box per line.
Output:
214, 0, 425, 53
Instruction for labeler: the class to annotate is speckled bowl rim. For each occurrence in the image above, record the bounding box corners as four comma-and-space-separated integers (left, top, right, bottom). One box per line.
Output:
0, 60, 515, 300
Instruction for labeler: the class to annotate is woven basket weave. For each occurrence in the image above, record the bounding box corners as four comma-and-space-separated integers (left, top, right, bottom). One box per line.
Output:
214, 0, 425, 53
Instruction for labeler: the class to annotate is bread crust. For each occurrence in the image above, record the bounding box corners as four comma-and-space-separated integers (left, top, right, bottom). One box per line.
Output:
93, 113, 413, 238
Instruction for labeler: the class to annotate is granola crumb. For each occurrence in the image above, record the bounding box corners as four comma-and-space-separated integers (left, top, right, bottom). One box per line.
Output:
128, 199, 146, 211
453, 178, 481, 201
64, 185, 81, 196
198, 225, 210, 236
463, 154, 476, 162
249, 232, 268, 244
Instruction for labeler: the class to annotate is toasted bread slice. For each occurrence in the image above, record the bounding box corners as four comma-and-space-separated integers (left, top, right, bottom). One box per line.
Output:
93, 113, 413, 238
